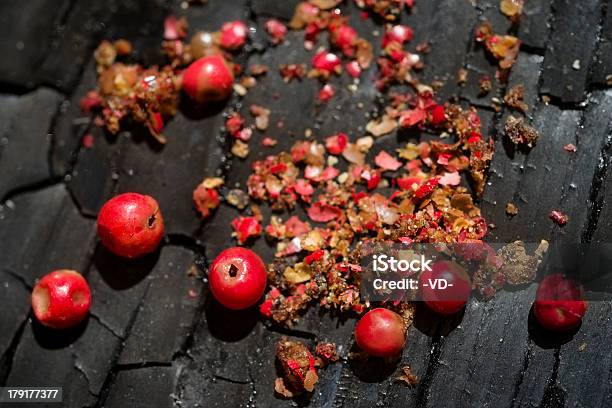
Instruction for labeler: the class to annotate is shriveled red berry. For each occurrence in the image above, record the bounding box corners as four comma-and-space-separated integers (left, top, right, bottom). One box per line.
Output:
97, 193, 164, 258
312, 50, 342, 74
534, 274, 587, 332
209, 247, 267, 310
32, 270, 91, 329
354, 308, 406, 358
182, 55, 234, 103
420, 260, 472, 315
219, 20, 248, 50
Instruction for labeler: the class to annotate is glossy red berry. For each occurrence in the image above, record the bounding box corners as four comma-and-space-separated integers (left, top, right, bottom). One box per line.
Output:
264, 19, 287, 45
32, 270, 91, 329
97, 193, 164, 258
312, 50, 342, 74
345, 60, 362, 78
382, 25, 414, 48
534, 274, 588, 332
429, 104, 446, 126
182, 55, 234, 103
420, 260, 472, 315
354, 308, 406, 358
209, 247, 267, 310
318, 84, 335, 102
331, 25, 358, 56
219, 21, 248, 50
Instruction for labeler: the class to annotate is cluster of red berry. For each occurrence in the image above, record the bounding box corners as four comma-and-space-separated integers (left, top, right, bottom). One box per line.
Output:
30, 13, 587, 364
32, 192, 587, 359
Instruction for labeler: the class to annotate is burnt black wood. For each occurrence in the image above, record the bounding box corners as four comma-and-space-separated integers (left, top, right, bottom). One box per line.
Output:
1, 0, 612, 407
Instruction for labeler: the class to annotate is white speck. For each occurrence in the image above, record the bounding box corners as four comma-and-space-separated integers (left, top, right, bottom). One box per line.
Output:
5, 200, 15, 210
572, 59, 581, 70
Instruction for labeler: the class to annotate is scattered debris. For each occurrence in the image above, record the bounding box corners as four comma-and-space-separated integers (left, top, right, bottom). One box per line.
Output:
396, 365, 419, 386
497, 240, 548, 285
505, 202, 519, 216
504, 84, 528, 113
549, 210, 569, 226
478, 75, 493, 96
504, 115, 539, 147
225, 189, 250, 210
275, 337, 319, 397
250, 104, 271, 131
315, 342, 340, 367
500, 0, 524, 23
475, 21, 520, 70
563, 143, 577, 153
193, 178, 222, 218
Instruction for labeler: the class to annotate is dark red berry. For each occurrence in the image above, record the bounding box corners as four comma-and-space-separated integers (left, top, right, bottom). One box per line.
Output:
182, 55, 234, 103
534, 274, 587, 332
420, 260, 471, 315
354, 308, 406, 358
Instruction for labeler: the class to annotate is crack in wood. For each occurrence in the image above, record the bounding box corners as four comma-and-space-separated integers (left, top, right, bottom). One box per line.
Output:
0, 318, 28, 387
414, 336, 444, 408
581, 128, 612, 243
93, 281, 152, 408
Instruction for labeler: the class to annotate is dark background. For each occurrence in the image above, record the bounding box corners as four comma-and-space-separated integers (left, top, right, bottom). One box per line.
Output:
1, 0, 611, 407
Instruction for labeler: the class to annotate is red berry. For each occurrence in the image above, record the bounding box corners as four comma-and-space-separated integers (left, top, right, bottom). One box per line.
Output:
330, 24, 358, 56
182, 55, 234, 103
534, 274, 587, 332
345, 60, 362, 78
318, 84, 335, 102
32, 270, 91, 329
429, 104, 446, 126
420, 260, 471, 315
354, 308, 406, 358
264, 19, 287, 45
312, 50, 342, 74
209, 247, 267, 310
97, 193, 165, 258
325, 132, 348, 155
382, 25, 413, 48
219, 21, 248, 50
